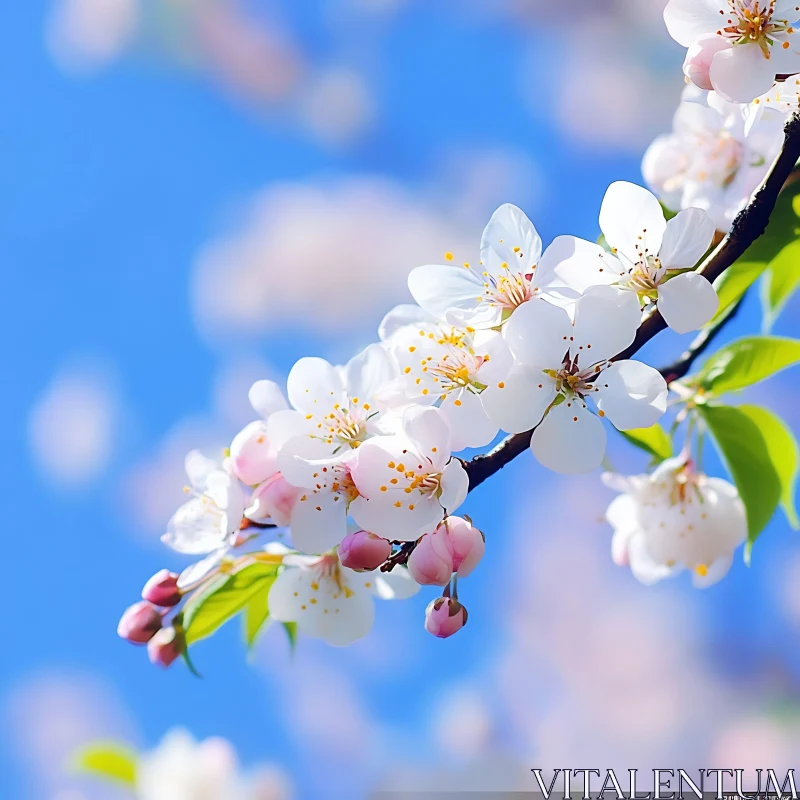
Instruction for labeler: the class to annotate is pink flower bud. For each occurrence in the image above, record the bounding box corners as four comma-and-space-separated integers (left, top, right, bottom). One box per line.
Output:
338, 530, 392, 572
117, 601, 163, 644
141, 570, 181, 607
246, 473, 301, 527
407, 528, 454, 586
424, 596, 468, 639
229, 421, 279, 486
147, 626, 185, 668
683, 35, 730, 92
442, 516, 485, 577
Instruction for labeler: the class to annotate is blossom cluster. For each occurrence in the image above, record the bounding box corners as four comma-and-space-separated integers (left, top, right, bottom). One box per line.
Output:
647, 0, 800, 229
115, 1, 800, 664
117, 174, 747, 661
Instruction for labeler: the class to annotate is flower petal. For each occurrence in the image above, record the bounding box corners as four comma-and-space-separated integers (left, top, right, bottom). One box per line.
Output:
439, 389, 498, 451
572, 285, 642, 362
439, 458, 469, 515
402, 406, 451, 464
472, 329, 514, 385
658, 208, 716, 269
628, 534, 680, 586
480, 366, 556, 434
348, 492, 444, 541
290, 491, 348, 554
710, 43, 776, 103
502, 295, 574, 368
531, 400, 607, 475
370, 567, 420, 600
663, 0, 725, 47
691, 553, 734, 588
657, 272, 719, 333
378, 304, 435, 341
599, 181, 667, 262
229, 420, 279, 487
479, 203, 542, 276
536, 235, 622, 295
248, 380, 288, 420
185, 450, 219, 492
408, 265, 499, 328
163, 498, 227, 555
343, 343, 397, 402
265, 409, 314, 453
286, 357, 344, 414
595, 361, 668, 431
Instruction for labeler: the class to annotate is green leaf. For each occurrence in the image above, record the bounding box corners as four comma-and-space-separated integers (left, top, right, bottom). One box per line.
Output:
72, 743, 137, 787
282, 621, 298, 651
739, 180, 800, 264
737, 405, 799, 529
762, 239, 800, 331
699, 404, 782, 551
695, 335, 800, 396
710, 260, 769, 325
182, 562, 280, 646
243, 586, 272, 651
619, 424, 673, 462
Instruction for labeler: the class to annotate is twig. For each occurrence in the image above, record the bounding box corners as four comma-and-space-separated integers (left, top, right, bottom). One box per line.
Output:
659, 298, 743, 384
465, 112, 800, 493
381, 541, 417, 573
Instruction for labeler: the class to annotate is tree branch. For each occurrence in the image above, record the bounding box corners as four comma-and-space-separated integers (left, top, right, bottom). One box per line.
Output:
465, 112, 800, 493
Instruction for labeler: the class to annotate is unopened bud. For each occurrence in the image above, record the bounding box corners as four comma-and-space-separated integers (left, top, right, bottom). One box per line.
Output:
147, 626, 185, 668
407, 528, 454, 586
338, 530, 392, 572
229, 421, 279, 486
424, 596, 468, 639
443, 517, 485, 577
117, 601, 163, 644
142, 569, 181, 607
683, 35, 730, 92
246, 473, 301, 527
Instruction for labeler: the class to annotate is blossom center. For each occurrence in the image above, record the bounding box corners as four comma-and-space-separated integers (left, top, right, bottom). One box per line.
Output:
319, 403, 368, 448
478, 264, 533, 311
699, 131, 744, 188
549, 353, 607, 399
620, 254, 663, 295
428, 349, 487, 394
719, 1, 793, 56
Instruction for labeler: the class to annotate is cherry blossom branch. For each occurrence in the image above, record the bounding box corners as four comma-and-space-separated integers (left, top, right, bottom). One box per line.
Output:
465, 112, 800, 493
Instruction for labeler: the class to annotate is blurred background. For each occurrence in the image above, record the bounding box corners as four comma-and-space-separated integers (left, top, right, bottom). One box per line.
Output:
3, 1, 800, 798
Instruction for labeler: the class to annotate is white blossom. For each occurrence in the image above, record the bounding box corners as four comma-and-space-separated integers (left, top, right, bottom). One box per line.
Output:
268, 346, 398, 554
481, 291, 668, 474
538, 182, 719, 334
348, 406, 469, 540
407, 204, 573, 330
268, 549, 419, 646
664, 0, 800, 102
137, 729, 250, 800
643, 86, 784, 231
162, 451, 245, 557
604, 457, 747, 588
378, 304, 513, 450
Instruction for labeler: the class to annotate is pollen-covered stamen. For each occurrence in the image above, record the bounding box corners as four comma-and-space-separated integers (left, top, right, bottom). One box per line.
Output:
548, 350, 610, 399
480, 267, 533, 310
718, 0, 795, 57
427, 349, 488, 394
612, 232, 666, 295
310, 552, 356, 598
316, 402, 369, 448
328, 465, 360, 504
